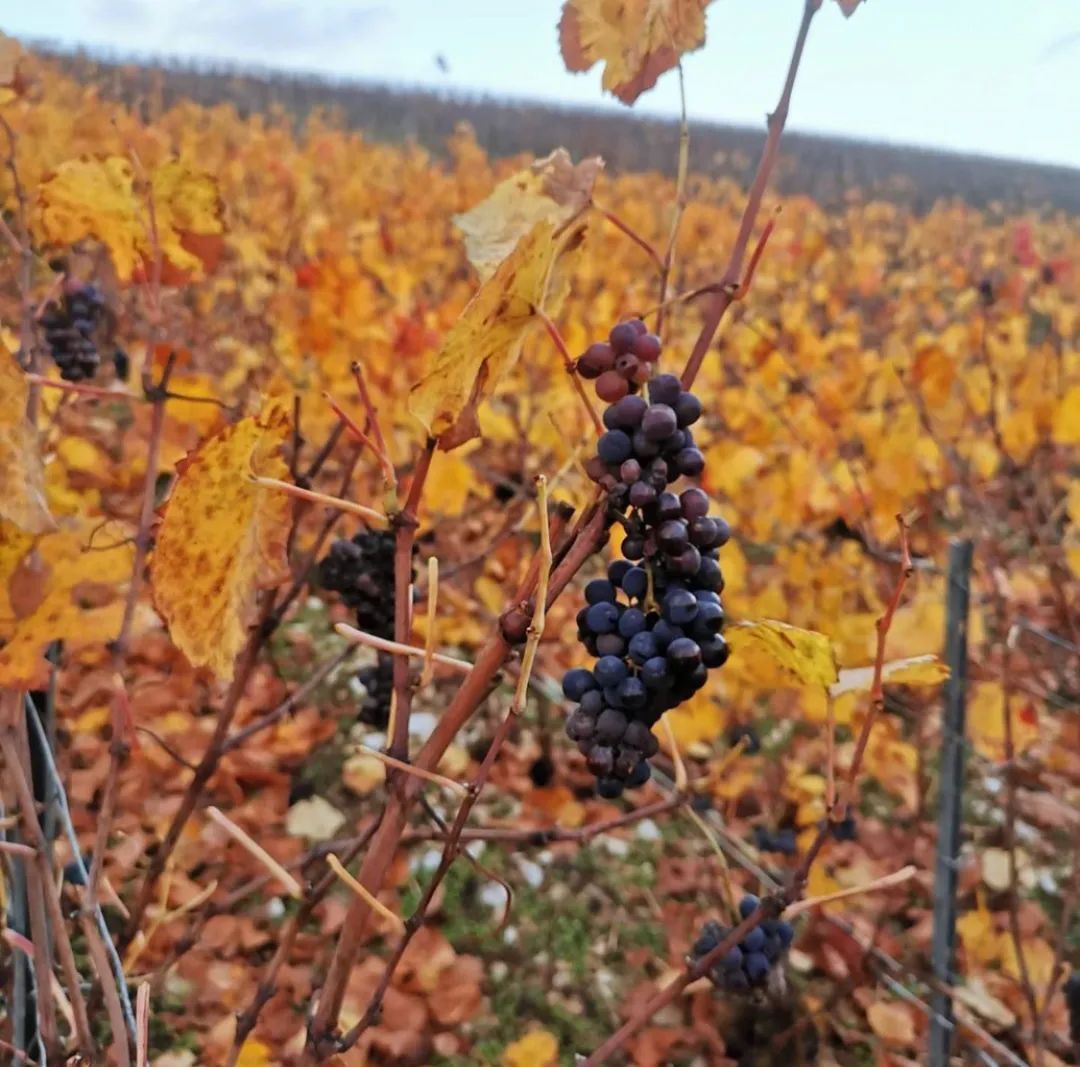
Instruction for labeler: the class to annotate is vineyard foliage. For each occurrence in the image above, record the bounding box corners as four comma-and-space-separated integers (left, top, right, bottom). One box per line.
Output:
0, 17, 1078, 1067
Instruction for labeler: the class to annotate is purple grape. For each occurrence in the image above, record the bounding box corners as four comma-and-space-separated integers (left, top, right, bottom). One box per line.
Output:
651, 619, 683, 648
577, 342, 615, 378
596, 371, 629, 402
565, 708, 597, 741
615, 352, 640, 378
580, 689, 605, 716
743, 951, 769, 984
630, 429, 660, 459
596, 632, 626, 656
699, 633, 730, 668
629, 481, 657, 509
619, 458, 642, 483
609, 320, 640, 352
596, 708, 628, 744
587, 745, 616, 776
594, 655, 628, 687
674, 391, 703, 426
742, 927, 766, 953
667, 637, 702, 670
694, 556, 723, 591
627, 760, 651, 787
621, 535, 644, 560
633, 332, 662, 362
656, 491, 682, 521
691, 600, 725, 635
680, 487, 709, 519
648, 373, 682, 406
669, 545, 702, 577
614, 745, 642, 778
610, 394, 647, 428
642, 404, 678, 442
618, 607, 647, 638
675, 447, 705, 477
641, 656, 670, 688
597, 430, 633, 465
658, 520, 689, 554
562, 668, 597, 701
618, 676, 648, 710
608, 559, 632, 586
663, 589, 698, 625
585, 601, 619, 634
585, 578, 616, 604
597, 776, 624, 799
628, 630, 659, 664
739, 895, 760, 919
621, 566, 648, 598
624, 720, 658, 754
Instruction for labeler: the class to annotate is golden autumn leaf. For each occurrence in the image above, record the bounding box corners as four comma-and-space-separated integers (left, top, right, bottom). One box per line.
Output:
559, 0, 715, 105
829, 654, 949, 697
0, 523, 133, 688
150, 395, 291, 680
234, 1038, 273, 1067
409, 218, 586, 449
502, 1028, 559, 1067
0, 346, 54, 534
866, 1000, 916, 1046
454, 148, 603, 280
37, 156, 224, 284
727, 618, 839, 688
1052, 385, 1080, 444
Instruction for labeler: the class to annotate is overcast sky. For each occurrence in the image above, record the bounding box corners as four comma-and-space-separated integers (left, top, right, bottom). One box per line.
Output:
6, 1, 1080, 168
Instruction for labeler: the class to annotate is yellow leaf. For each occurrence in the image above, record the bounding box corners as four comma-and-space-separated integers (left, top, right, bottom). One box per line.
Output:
1001, 937, 1056, 990
559, 0, 715, 105
341, 750, 386, 797
454, 149, 602, 280
967, 681, 1039, 760
866, 1000, 916, 1046
150, 395, 292, 680
37, 157, 223, 284
829, 654, 949, 697
285, 797, 346, 841
503, 1029, 559, 1067
425, 447, 477, 517
0, 523, 133, 688
409, 218, 585, 449
0, 346, 55, 534
727, 618, 838, 688
235, 1038, 272, 1067
1052, 386, 1080, 445
958, 891, 1004, 966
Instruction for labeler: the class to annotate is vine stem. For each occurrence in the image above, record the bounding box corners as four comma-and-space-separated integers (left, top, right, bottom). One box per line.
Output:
680, 0, 820, 390
388, 437, 436, 760
656, 59, 690, 338
534, 307, 603, 434
839, 515, 913, 809
595, 206, 664, 273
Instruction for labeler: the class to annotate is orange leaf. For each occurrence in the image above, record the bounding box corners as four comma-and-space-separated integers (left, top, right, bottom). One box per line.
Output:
866, 1000, 916, 1046
150, 394, 292, 680
0, 346, 55, 534
559, 0, 715, 105
0, 523, 133, 688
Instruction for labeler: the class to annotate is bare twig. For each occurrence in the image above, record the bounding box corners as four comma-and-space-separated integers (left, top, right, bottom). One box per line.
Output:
334, 623, 473, 673
656, 60, 690, 338
206, 806, 303, 898
680, 0, 819, 389
595, 205, 664, 272
534, 307, 603, 434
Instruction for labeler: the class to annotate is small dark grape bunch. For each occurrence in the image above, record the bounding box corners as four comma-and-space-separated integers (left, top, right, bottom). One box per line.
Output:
753, 825, 797, 856
319, 530, 414, 730
575, 316, 660, 401
585, 371, 705, 512
319, 530, 398, 639
691, 895, 795, 994
40, 283, 107, 382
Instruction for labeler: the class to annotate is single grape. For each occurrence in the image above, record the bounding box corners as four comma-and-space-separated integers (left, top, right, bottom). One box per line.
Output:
693, 589, 722, 606
621, 535, 645, 560
689, 517, 720, 548
627, 760, 651, 787
609, 320, 640, 353
594, 655, 628, 688
633, 332, 662, 361
618, 607, 647, 638
690, 600, 725, 636
615, 352, 640, 378
562, 668, 597, 701
663, 588, 698, 625
578, 342, 615, 378
596, 708, 628, 745
585, 601, 620, 634
641, 656, 670, 688
623, 720, 658, 755
776, 921, 795, 947
651, 619, 683, 648
694, 556, 724, 591
585, 578, 616, 605
720, 944, 744, 970
680, 487, 710, 519
712, 517, 732, 546
587, 744, 616, 776
628, 481, 657, 509
669, 544, 702, 577
597, 430, 633, 465
565, 708, 597, 742
580, 689, 605, 716
742, 927, 766, 953
739, 894, 760, 919
621, 566, 648, 598
614, 745, 642, 778
693, 924, 721, 956
610, 393, 647, 428
674, 391, 703, 426
667, 637, 702, 671
647, 458, 669, 490
675, 447, 706, 477
608, 559, 633, 586
596, 370, 630, 402
620, 458, 642, 484
628, 630, 659, 664
657, 520, 689, 554
642, 404, 678, 442
648, 373, 682, 407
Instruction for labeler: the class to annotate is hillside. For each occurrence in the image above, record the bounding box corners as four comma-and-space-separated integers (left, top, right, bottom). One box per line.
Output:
41, 46, 1080, 213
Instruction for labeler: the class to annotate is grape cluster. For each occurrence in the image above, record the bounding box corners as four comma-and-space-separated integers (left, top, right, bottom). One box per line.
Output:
563, 320, 731, 796
40, 284, 107, 382
752, 826, 796, 856
319, 531, 410, 729
319, 531, 397, 638
691, 895, 794, 994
